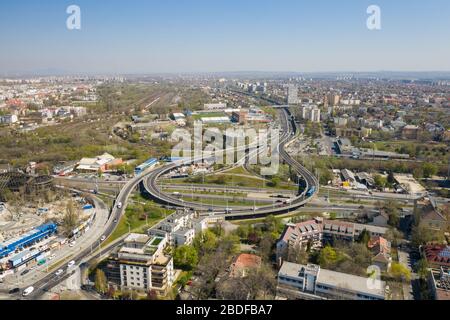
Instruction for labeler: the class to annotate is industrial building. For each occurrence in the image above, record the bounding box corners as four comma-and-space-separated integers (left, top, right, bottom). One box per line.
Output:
0, 222, 57, 259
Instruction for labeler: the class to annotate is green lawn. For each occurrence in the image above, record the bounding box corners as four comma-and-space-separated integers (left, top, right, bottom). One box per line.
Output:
180, 196, 269, 208
103, 198, 173, 247
191, 112, 227, 120
162, 175, 297, 191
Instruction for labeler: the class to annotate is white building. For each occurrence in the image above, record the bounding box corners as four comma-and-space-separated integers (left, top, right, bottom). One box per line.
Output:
0, 114, 18, 124
301, 105, 321, 123
118, 233, 175, 295
204, 103, 227, 110
277, 262, 387, 300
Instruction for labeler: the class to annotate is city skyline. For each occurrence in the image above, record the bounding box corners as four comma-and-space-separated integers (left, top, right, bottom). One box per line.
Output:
1, 0, 450, 75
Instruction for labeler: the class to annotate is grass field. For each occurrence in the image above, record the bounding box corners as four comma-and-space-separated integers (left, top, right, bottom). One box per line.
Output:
103, 197, 173, 247
180, 196, 269, 208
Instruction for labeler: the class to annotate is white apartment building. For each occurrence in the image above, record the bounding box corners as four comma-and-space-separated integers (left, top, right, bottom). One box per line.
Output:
118, 233, 175, 295
277, 262, 387, 300
301, 105, 321, 123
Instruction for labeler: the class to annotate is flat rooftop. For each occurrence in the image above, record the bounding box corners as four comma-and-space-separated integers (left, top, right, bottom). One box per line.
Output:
318, 268, 386, 298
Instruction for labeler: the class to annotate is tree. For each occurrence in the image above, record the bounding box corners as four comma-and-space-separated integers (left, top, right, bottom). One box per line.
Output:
390, 262, 411, 282
94, 269, 108, 294
357, 229, 371, 245
173, 245, 199, 270
318, 245, 338, 269
193, 230, 218, 254
411, 224, 445, 247
374, 175, 387, 189
415, 259, 430, 279
422, 163, 438, 179
384, 200, 401, 228
61, 200, 79, 237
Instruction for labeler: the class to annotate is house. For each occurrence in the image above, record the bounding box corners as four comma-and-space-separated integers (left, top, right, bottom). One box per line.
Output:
402, 125, 421, 140
370, 210, 390, 228
368, 236, 392, 271
229, 254, 262, 278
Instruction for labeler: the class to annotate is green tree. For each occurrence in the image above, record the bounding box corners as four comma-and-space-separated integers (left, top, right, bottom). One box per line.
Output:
318, 245, 338, 268
94, 269, 108, 294
61, 200, 79, 237
374, 175, 387, 189
357, 229, 371, 245
422, 163, 438, 179
173, 245, 199, 270
390, 262, 411, 282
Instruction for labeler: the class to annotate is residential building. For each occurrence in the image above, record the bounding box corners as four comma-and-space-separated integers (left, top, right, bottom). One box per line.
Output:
422, 245, 450, 269
113, 233, 175, 296
229, 253, 262, 278
327, 94, 340, 106
276, 218, 388, 263
402, 125, 421, 140
148, 209, 196, 247
277, 262, 386, 300
368, 236, 392, 271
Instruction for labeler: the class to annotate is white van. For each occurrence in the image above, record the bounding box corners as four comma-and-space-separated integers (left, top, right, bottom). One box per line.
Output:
23, 286, 34, 296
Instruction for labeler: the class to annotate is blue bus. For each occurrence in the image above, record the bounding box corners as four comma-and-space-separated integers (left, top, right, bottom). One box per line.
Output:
134, 158, 158, 176
306, 186, 316, 197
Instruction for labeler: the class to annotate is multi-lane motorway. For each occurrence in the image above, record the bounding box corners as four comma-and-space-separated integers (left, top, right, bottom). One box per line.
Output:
142, 107, 320, 219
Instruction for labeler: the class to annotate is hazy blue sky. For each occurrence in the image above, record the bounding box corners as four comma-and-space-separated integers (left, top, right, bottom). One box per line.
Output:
1, 0, 449, 74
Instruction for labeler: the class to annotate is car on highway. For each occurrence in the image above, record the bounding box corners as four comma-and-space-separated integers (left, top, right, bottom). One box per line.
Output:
100, 235, 106, 242
67, 260, 76, 268
116, 202, 123, 209
9, 288, 20, 294
22, 286, 34, 296
55, 269, 64, 276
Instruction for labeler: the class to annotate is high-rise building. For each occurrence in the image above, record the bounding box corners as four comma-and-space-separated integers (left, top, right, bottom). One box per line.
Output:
327, 93, 340, 106
287, 85, 299, 104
